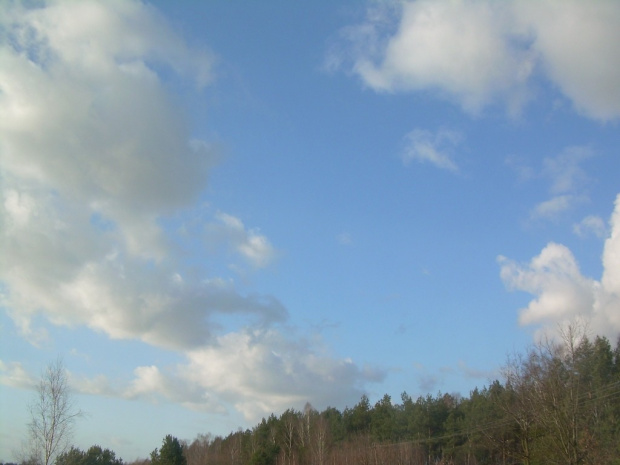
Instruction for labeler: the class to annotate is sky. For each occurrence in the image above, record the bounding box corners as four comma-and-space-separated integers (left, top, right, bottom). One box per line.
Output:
1, 0, 619, 461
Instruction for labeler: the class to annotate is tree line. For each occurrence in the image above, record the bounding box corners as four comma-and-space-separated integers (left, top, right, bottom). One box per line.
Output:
165, 330, 620, 465
11, 327, 620, 465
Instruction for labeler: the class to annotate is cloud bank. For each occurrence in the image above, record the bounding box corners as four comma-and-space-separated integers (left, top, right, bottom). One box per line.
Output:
499, 194, 620, 339
0, 0, 380, 420
332, 0, 620, 119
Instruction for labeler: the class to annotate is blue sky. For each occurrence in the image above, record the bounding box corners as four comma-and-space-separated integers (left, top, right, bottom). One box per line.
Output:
1, 0, 619, 461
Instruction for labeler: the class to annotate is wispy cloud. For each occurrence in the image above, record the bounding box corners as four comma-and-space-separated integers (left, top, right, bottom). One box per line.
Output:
207, 212, 277, 268
573, 215, 607, 239
0, 361, 37, 389
402, 128, 462, 172
531, 195, 577, 219
530, 146, 592, 220
337, 232, 353, 246
456, 360, 496, 381
543, 146, 593, 195
417, 373, 440, 394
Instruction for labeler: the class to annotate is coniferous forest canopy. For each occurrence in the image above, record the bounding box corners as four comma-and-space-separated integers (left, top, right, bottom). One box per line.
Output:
8, 330, 620, 465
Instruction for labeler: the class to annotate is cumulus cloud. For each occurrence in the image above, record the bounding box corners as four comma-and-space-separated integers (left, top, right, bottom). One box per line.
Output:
0, 1, 217, 268
499, 194, 620, 339
332, 0, 620, 119
1, 1, 215, 218
0, 0, 380, 418
514, 0, 620, 120
353, 0, 532, 114
123, 365, 211, 410
57, 329, 385, 421
402, 128, 461, 171
179, 329, 385, 421
0, 0, 285, 350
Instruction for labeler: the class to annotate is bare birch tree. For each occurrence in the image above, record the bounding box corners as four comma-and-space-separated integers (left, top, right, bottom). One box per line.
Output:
28, 358, 82, 465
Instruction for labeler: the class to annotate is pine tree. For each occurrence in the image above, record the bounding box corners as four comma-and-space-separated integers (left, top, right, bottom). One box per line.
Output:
151, 436, 186, 465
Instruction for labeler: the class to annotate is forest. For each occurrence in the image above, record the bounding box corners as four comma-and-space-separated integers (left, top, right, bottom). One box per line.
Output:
10, 329, 620, 465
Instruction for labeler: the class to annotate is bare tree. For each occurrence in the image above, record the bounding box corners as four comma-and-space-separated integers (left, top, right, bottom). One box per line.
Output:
184, 433, 212, 465
28, 358, 82, 465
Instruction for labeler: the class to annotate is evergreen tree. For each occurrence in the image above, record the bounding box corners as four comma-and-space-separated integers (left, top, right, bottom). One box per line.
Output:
151, 436, 185, 465
54, 447, 84, 465
344, 394, 371, 435
55, 446, 122, 465
371, 394, 395, 442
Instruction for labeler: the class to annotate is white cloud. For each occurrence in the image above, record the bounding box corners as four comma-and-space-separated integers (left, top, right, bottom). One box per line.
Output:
3, 245, 288, 350
124, 365, 176, 400
34, 328, 385, 421
514, 0, 620, 120
334, 0, 620, 119
0, 360, 37, 389
530, 146, 592, 220
179, 329, 384, 421
2, 190, 36, 229
499, 193, 620, 339
0, 0, 274, 350
70, 373, 117, 397
207, 212, 277, 268
402, 128, 461, 171
542, 146, 592, 195
0, 0, 217, 263
531, 195, 575, 219
573, 215, 606, 239
367, 0, 530, 114
601, 198, 620, 299
0, 0, 380, 418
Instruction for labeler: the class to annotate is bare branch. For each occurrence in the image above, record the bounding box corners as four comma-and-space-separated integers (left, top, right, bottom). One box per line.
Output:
28, 358, 83, 465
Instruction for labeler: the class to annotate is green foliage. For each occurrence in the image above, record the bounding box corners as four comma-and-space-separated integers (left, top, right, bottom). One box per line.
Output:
248, 443, 279, 465
54, 447, 83, 465
55, 446, 122, 465
343, 394, 371, 435
150, 436, 185, 465
322, 406, 345, 442
371, 394, 395, 442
